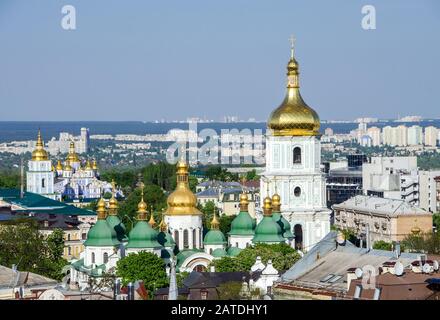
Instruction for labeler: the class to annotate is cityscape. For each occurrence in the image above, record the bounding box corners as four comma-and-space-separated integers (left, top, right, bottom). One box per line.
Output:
1, 0, 440, 313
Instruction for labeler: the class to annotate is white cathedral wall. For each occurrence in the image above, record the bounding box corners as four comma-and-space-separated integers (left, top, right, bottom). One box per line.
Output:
84, 246, 118, 267
165, 215, 203, 250
26, 160, 54, 196
228, 235, 253, 249
204, 244, 225, 255
125, 247, 161, 257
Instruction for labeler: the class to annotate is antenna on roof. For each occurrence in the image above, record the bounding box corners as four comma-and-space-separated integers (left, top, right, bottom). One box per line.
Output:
394, 261, 404, 276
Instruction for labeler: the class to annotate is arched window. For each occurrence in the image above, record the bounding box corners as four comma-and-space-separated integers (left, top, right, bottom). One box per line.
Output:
183, 230, 189, 249
193, 229, 197, 248
293, 147, 301, 164
209, 248, 213, 254
294, 187, 301, 197
174, 230, 179, 247
91, 252, 95, 264
103, 252, 109, 263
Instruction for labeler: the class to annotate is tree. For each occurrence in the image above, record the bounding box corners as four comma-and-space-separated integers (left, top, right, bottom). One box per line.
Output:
372, 240, 393, 251
119, 184, 167, 231
217, 281, 243, 300
211, 243, 301, 272
245, 169, 258, 181
402, 232, 440, 254
116, 251, 168, 297
0, 221, 68, 281
103, 191, 113, 199
0, 171, 21, 188
433, 213, 440, 230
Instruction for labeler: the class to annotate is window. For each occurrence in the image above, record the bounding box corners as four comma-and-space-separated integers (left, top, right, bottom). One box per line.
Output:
67, 234, 71, 241
82, 233, 87, 240
200, 290, 208, 300
183, 230, 189, 249
293, 147, 301, 164
91, 252, 95, 264
320, 274, 335, 283
68, 247, 71, 255
103, 252, 109, 263
163, 295, 168, 300
42, 178, 45, 188
193, 229, 197, 248
354, 285, 362, 299
294, 187, 301, 197
174, 230, 179, 246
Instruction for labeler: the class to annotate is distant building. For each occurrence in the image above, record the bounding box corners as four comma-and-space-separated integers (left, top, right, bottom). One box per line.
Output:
367, 126, 381, 146
407, 125, 423, 146
332, 195, 432, 245
424, 126, 438, 147
419, 170, 440, 213
47, 128, 89, 155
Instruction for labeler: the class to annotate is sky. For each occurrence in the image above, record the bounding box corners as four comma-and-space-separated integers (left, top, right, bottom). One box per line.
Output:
0, 0, 439, 122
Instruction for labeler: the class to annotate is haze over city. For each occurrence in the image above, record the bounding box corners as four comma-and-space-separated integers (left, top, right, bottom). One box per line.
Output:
1, 0, 439, 122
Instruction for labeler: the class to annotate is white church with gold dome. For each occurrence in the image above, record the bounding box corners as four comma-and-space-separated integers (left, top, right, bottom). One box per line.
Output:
260, 41, 331, 251
27, 130, 118, 202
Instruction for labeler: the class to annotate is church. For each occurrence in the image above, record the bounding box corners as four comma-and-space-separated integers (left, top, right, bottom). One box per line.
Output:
26, 130, 120, 203
69, 43, 330, 288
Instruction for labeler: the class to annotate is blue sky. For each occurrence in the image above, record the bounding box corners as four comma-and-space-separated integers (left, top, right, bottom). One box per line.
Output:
0, 0, 439, 121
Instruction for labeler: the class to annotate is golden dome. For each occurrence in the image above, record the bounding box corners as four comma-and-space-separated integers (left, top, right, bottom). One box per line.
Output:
165, 160, 202, 216
159, 212, 168, 232
84, 159, 92, 171
108, 180, 119, 215
267, 42, 320, 136
66, 141, 80, 163
92, 159, 98, 170
64, 161, 72, 171
137, 189, 148, 220
96, 198, 107, 220
272, 193, 281, 212
31, 130, 49, 161
262, 196, 272, 217
56, 160, 63, 171
239, 191, 249, 212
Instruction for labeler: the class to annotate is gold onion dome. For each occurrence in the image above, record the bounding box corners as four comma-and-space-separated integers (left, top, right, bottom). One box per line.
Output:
66, 141, 80, 163
165, 160, 202, 216
137, 189, 148, 220
64, 161, 72, 171
272, 193, 281, 212
56, 160, 63, 171
267, 39, 320, 136
148, 209, 156, 227
96, 198, 107, 220
92, 159, 98, 170
108, 181, 119, 215
84, 159, 93, 170
239, 191, 249, 211
262, 196, 273, 217
32, 130, 49, 161
159, 214, 168, 232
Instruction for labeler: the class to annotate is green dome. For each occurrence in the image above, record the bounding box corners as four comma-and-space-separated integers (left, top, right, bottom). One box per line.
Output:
228, 211, 256, 236
252, 216, 286, 244
204, 229, 227, 245
106, 215, 128, 242
84, 220, 120, 247
227, 246, 242, 257
126, 221, 162, 249
272, 212, 294, 239
212, 248, 227, 257
158, 231, 176, 248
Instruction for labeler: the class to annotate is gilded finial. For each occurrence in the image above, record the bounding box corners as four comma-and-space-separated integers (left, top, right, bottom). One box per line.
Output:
272, 178, 281, 212
149, 208, 156, 227
289, 34, 296, 59
137, 188, 147, 220
159, 210, 168, 232
96, 198, 107, 220
210, 208, 220, 230
108, 179, 119, 216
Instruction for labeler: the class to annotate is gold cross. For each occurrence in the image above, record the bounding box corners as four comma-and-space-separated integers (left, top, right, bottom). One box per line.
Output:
289, 34, 296, 57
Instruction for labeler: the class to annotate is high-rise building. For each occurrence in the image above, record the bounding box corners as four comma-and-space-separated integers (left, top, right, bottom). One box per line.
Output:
424, 126, 438, 147
367, 126, 381, 146
407, 125, 423, 146
261, 44, 331, 251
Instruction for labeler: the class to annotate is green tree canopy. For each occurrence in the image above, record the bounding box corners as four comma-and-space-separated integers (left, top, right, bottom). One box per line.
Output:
116, 251, 168, 296
217, 281, 243, 300
372, 240, 393, 251
211, 243, 301, 272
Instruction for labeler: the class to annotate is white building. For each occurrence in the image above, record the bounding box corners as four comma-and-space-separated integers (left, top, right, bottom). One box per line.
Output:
260, 45, 331, 251
407, 125, 423, 146
47, 128, 89, 155
367, 126, 381, 146
424, 126, 438, 147
419, 170, 440, 213
26, 130, 56, 199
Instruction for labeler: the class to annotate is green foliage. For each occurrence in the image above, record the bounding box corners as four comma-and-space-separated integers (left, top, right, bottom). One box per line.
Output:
103, 191, 113, 199
417, 154, 440, 170
100, 169, 138, 189
0, 171, 21, 188
176, 271, 189, 288
372, 240, 393, 251
116, 251, 168, 296
245, 169, 258, 181
433, 213, 440, 229
204, 166, 239, 182
402, 232, 440, 254
0, 221, 68, 281
211, 243, 301, 272
198, 201, 235, 235
142, 162, 177, 191
217, 281, 243, 300
119, 184, 167, 231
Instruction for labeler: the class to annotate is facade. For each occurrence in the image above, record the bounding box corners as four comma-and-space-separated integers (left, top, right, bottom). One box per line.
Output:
424, 126, 438, 147
260, 43, 331, 251
47, 128, 89, 155
26, 131, 120, 203
419, 170, 440, 213
332, 195, 433, 245
407, 125, 423, 146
